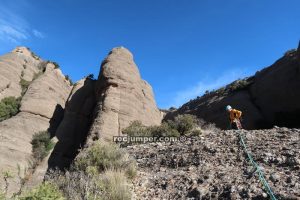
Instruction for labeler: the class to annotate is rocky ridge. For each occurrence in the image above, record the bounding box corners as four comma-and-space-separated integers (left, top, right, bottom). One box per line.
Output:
165, 42, 300, 130
127, 127, 300, 199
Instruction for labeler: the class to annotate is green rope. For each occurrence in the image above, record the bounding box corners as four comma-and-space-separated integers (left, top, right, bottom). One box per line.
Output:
237, 131, 277, 200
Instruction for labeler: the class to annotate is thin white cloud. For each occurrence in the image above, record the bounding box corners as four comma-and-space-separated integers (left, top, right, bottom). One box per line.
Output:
32, 29, 45, 39
168, 68, 253, 108
0, 3, 44, 44
0, 24, 28, 42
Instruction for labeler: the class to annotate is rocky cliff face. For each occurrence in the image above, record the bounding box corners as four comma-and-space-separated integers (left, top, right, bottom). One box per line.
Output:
127, 127, 300, 199
0, 46, 162, 192
87, 47, 162, 142
0, 46, 163, 187
0, 47, 41, 100
47, 47, 162, 169
48, 78, 97, 170
165, 42, 300, 130
0, 47, 72, 194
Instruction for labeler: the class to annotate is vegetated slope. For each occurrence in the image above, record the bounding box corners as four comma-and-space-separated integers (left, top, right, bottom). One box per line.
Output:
127, 127, 300, 199
165, 41, 300, 130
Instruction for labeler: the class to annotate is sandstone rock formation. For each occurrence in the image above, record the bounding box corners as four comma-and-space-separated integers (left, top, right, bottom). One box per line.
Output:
88, 47, 162, 142
47, 47, 163, 170
0, 46, 162, 189
127, 127, 300, 199
0, 47, 41, 100
48, 78, 96, 170
0, 48, 72, 194
165, 42, 300, 129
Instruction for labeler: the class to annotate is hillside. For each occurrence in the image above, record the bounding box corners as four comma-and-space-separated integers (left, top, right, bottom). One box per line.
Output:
165, 42, 300, 130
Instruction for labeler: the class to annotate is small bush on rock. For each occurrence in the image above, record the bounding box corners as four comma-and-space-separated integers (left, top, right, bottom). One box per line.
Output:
19, 78, 31, 96
74, 141, 136, 179
149, 123, 180, 137
0, 96, 21, 122
52, 61, 60, 69
65, 75, 73, 85
46, 169, 131, 200
0, 192, 4, 200
123, 114, 203, 139
19, 182, 65, 200
188, 129, 202, 136
31, 131, 54, 163
169, 114, 199, 135
228, 79, 250, 92
122, 121, 149, 136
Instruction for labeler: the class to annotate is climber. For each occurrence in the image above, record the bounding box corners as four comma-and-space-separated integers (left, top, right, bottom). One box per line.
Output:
226, 105, 243, 130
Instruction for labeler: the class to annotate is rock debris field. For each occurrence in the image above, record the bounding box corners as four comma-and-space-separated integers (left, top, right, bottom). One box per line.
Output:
126, 127, 300, 200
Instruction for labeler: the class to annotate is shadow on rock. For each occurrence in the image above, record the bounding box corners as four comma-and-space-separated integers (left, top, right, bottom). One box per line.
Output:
48, 78, 96, 171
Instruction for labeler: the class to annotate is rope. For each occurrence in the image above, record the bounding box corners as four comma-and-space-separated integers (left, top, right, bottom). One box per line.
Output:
237, 130, 277, 200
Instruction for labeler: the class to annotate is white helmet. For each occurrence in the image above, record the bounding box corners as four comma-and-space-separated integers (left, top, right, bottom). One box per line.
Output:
226, 105, 232, 111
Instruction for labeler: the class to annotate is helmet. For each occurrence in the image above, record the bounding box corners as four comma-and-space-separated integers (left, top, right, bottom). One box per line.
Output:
226, 105, 232, 111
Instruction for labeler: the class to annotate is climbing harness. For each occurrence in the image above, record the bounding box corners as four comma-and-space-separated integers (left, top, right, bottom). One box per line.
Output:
237, 130, 277, 200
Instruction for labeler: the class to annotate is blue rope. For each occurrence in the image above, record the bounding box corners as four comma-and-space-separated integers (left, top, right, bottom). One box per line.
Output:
237, 131, 277, 200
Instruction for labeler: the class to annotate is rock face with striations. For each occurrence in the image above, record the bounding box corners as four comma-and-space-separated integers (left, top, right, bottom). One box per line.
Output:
0, 47, 41, 100
165, 42, 300, 129
47, 47, 162, 170
88, 47, 162, 142
0, 47, 72, 194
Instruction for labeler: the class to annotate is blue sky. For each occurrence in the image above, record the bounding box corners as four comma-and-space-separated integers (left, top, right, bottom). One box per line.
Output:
0, 0, 299, 108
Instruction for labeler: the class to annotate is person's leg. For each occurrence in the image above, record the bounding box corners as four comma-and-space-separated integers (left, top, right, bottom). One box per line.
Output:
232, 122, 238, 130
236, 119, 242, 129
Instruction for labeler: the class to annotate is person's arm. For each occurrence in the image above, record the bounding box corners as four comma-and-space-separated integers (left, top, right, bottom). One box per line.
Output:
236, 110, 242, 118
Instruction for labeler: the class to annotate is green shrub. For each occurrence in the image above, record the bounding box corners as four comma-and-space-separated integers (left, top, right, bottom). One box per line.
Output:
20, 78, 31, 96
229, 79, 250, 92
30, 51, 40, 60
149, 123, 180, 137
123, 115, 201, 139
0, 192, 4, 200
0, 97, 21, 122
284, 49, 296, 56
188, 129, 202, 136
87, 74, 95, 80
31, 131, 54, 163
19, 182, 65, 200
216, 87, 226, 95
46, 169, 131, 200
46, 142, 135, 199
122, 121, 149, 136
65, 75, 73, 85
52, 61, 60, 69
74, 141, 136, 179
169, 114, 199, 135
